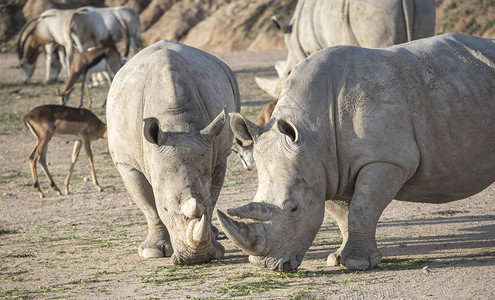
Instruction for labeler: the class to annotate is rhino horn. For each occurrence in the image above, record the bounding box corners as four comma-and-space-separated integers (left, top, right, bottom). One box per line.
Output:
216, 209, 267, 256
187, 214, 210, 247
227, 202, 281, 221
255, 77, 282, 98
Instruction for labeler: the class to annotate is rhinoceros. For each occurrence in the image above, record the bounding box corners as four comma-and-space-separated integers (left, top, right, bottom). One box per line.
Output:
107, 40, 240, 265
219, 33, 495, 271
256, 0, 436, 98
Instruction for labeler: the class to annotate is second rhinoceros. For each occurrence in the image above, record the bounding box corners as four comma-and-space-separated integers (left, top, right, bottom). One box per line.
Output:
107, 40, 240, 265
219, 33, 495, 271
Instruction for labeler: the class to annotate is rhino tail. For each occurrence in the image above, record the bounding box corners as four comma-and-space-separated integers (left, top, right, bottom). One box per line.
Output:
402, 0, 414, 42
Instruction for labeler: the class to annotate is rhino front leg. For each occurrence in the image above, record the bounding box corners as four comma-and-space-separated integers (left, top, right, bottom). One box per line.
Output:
324, 200, 350, 266
341, 162, 407, 270
116, 163, 172, 258
209, 160, 228, 241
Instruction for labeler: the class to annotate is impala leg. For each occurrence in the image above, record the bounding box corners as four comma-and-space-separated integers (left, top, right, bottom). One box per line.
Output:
116, 162, 172, 258
85, 79, 93, 109
28, 143, 44, 198
79, 73, 86, 108
38, 136, 62, 196
82, 137, 102, 192
64, 140, 82, 195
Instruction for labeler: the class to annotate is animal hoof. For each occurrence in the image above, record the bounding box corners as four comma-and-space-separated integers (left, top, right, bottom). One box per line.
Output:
139, 248, 164, 258
342, 256, 371, 270
327, 252, 341, 266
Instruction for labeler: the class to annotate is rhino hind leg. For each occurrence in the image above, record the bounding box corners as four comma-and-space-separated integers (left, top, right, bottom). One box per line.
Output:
116, 163, 172, 258
324, 200, 350, 266
340, 162, 407, 270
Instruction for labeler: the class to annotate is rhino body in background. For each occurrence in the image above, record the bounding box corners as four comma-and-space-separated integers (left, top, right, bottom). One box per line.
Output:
256, 0, 436, 98
221, 33, 495, 271
107, 40, 240, 265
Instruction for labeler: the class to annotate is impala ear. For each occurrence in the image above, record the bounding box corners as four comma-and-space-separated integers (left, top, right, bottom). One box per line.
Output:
277, 117, 298, 143
143, 117, 163, 145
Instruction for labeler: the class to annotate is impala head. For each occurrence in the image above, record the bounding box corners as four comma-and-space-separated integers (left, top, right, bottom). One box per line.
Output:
232, 138, 255, 170
218, 113, 326, 272
142, 108, 228, 265
57, 87, 74, 105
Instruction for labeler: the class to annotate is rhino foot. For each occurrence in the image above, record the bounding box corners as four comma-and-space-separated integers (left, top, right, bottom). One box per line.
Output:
340, 248, 382, 270
326, 251, 341, 266
139, 239, 173, 258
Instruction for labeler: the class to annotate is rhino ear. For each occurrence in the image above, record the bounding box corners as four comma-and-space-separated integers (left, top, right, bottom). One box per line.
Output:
277, 117, 298, 143
143, 117, 163, 145
200, 107, 226, 140
230, 113, 265, 142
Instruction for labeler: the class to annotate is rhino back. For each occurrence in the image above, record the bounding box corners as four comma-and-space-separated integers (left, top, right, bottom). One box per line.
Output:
287, 0, 435, 62
275, 33, 495, 202
107, 40, 240, 176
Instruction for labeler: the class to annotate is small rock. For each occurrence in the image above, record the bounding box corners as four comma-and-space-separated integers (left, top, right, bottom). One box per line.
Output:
422, 266, 431, 273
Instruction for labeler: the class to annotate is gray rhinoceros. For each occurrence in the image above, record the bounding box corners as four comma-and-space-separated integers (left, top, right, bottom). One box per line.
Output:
256, 0, 436, 98
107, 40, 240, 265
219, 33, 495, 271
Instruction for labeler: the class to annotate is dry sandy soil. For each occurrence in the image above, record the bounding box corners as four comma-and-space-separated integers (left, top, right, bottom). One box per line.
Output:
0, 50, 494, 299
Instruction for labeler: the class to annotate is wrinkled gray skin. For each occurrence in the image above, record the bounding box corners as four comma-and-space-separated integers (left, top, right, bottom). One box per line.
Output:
107, 40, 240, 265
220, 33, 495, 272
256, 0, 436, 98
81, 6, 143, 57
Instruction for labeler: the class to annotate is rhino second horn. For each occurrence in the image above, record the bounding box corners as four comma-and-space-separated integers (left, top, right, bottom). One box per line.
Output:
216, 209, 267, 256
181, 197, 205, 219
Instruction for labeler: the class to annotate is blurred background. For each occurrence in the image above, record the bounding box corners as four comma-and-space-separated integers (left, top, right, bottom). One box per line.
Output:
2, 0, 495, 54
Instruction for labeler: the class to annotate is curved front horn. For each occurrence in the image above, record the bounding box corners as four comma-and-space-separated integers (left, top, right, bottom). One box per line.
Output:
227, 202, 281, 221
186, 214, 210, 247
217, 209, 267, 256
17, 15, 54, 59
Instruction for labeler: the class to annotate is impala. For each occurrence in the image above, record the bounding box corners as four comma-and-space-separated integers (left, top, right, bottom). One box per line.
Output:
233, 98, 278, 170
57, 46, 123, 108
24, 105, 107, 198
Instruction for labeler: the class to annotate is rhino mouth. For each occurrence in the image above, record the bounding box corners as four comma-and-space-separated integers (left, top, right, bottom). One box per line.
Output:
170, 214, 225, 265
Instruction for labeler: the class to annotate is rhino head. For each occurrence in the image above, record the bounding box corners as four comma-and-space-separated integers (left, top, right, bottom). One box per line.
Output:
143, 109, 227, 265
218, 113, 326, 271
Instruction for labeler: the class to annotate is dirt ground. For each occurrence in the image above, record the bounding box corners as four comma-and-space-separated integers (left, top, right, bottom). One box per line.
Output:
1, 50, 494, 299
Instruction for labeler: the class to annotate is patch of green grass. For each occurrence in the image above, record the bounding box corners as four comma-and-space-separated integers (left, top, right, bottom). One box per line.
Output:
234, 269, 334, 280
218, 278, 286, 297
288, 289, 312, 300
0, 171, 31, 183
223, 180, 245, 187
0, 270, 35, 282
377, 258, 430, 270
433, 210, 466, 216
140, 273, 212, 284
0, 228, 18, 235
